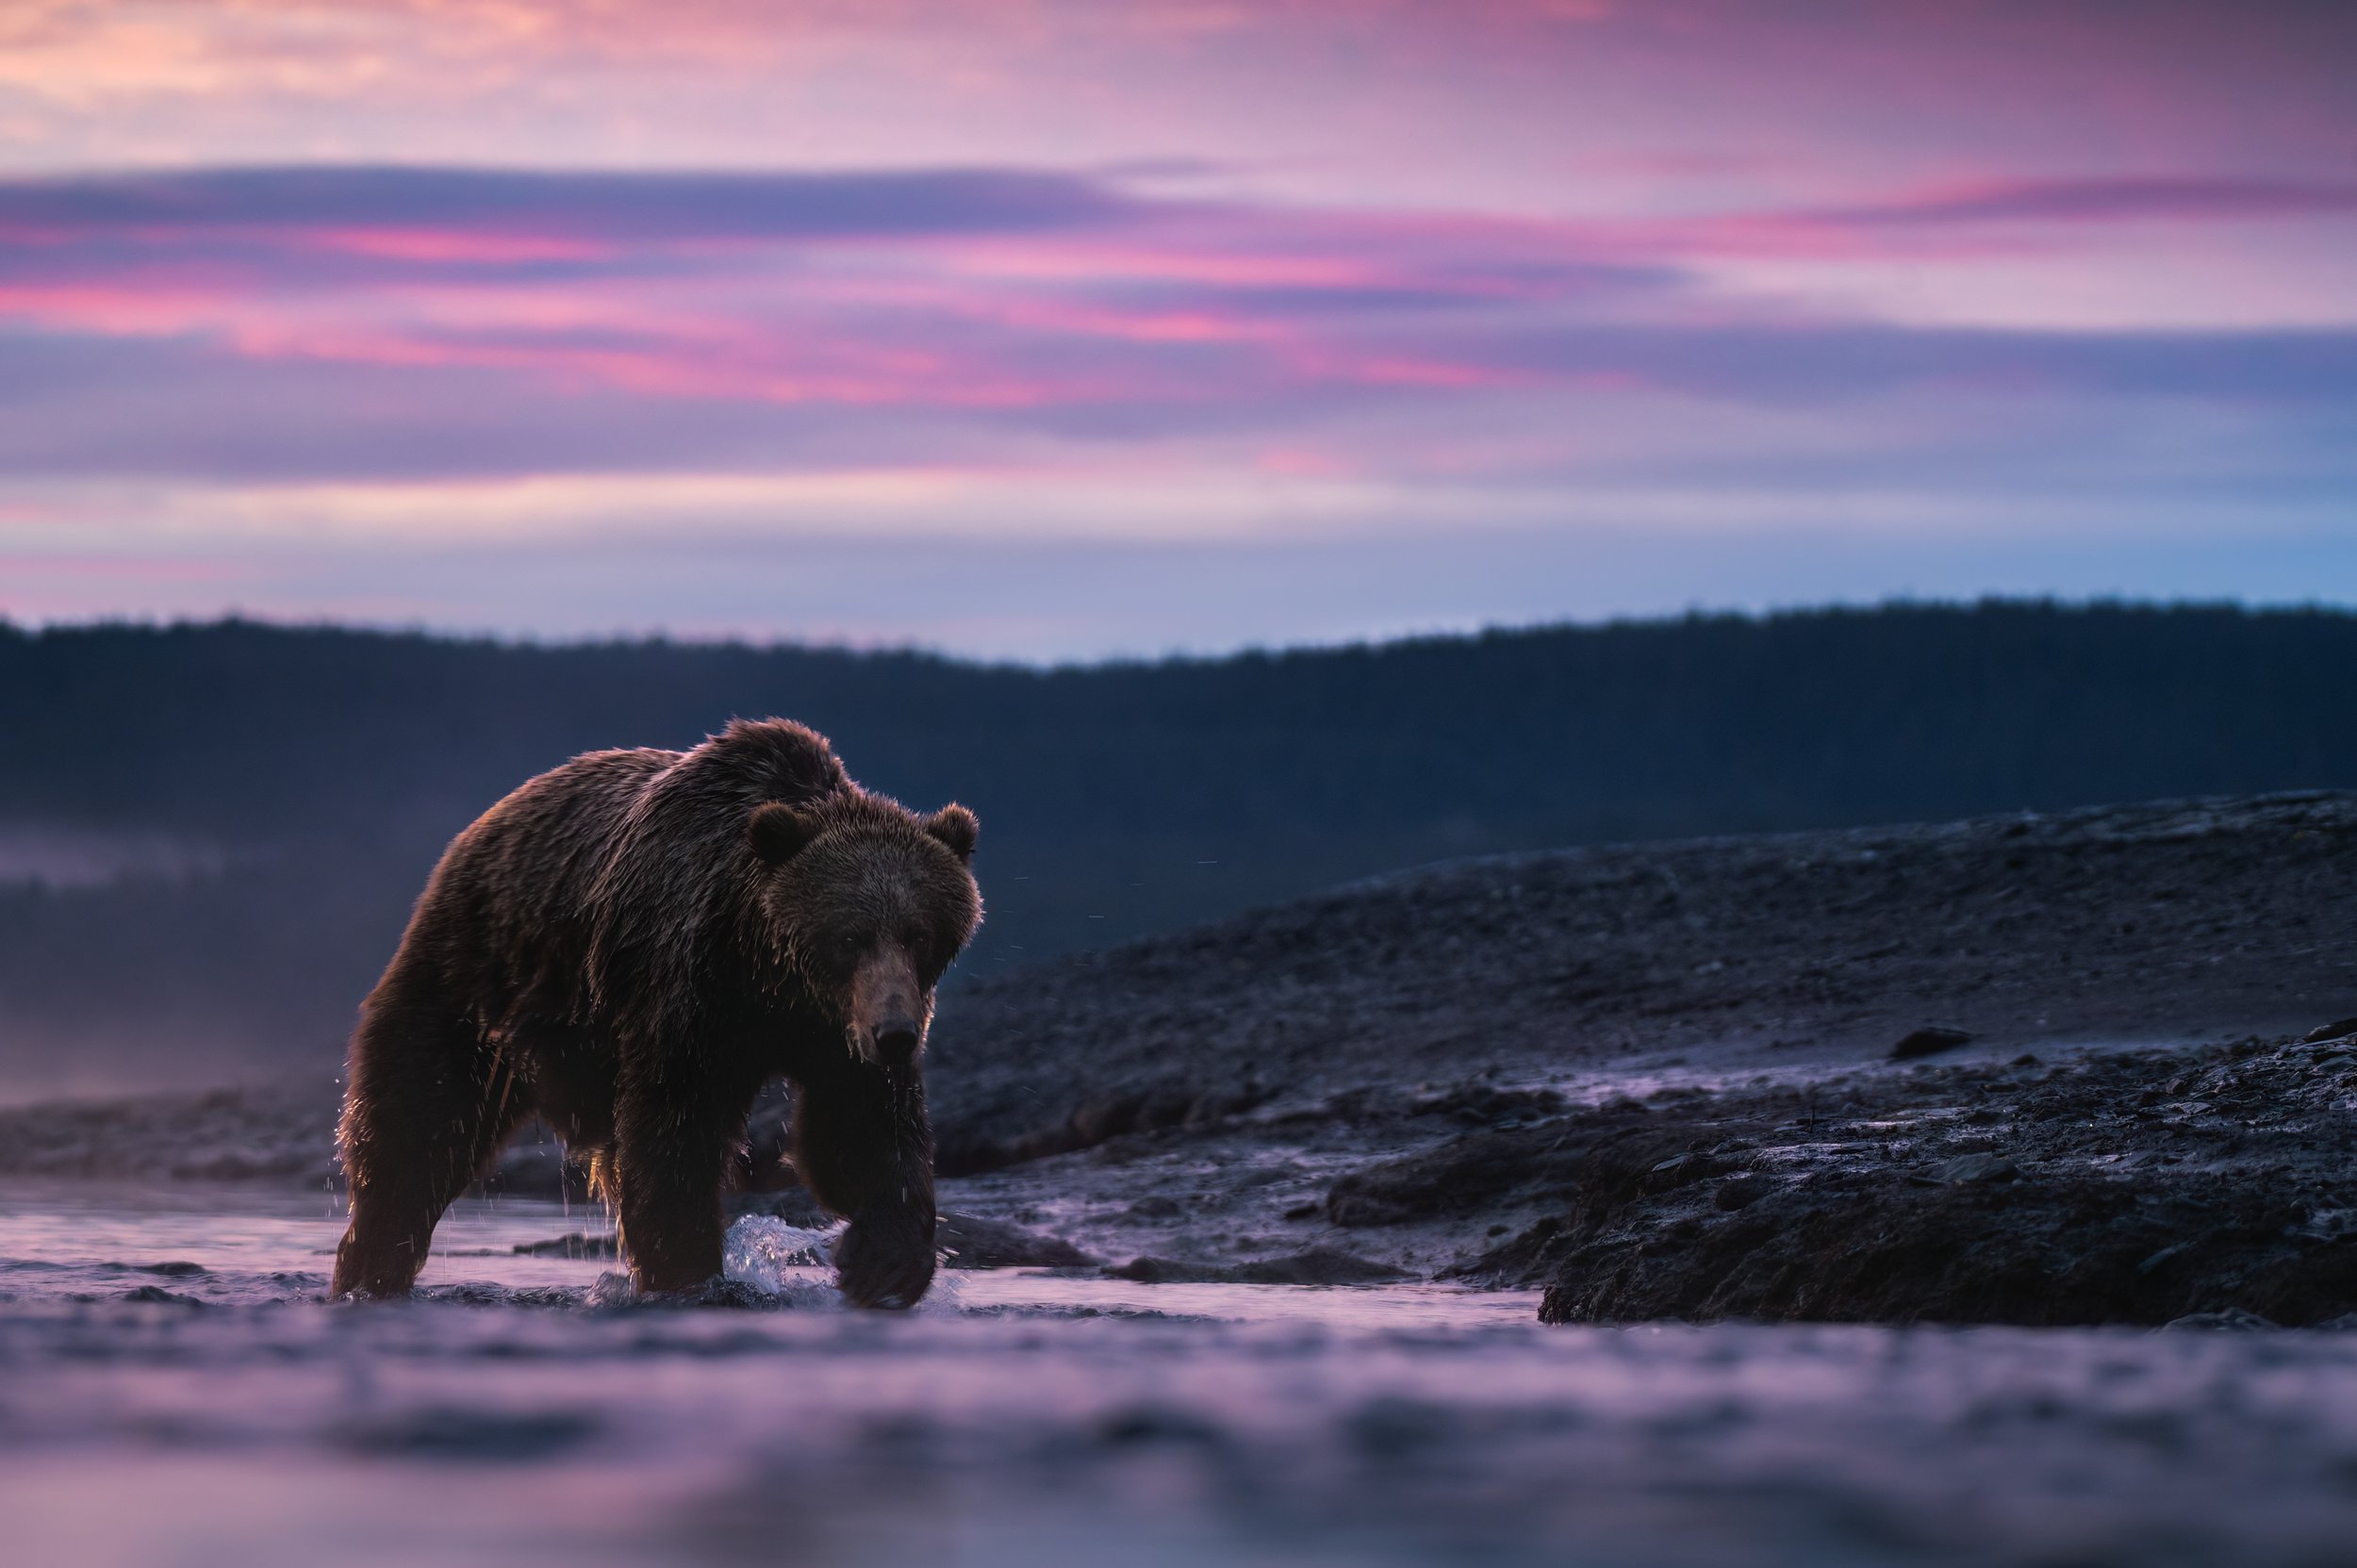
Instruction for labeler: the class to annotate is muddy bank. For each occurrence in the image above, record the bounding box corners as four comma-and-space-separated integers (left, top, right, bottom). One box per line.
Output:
910, 791, 2357, 1324
924, 790, 2357, 1171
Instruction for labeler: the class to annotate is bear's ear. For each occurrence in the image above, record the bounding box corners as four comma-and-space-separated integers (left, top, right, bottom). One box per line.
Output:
924, 803, 979, 863
748, 801, 820, 866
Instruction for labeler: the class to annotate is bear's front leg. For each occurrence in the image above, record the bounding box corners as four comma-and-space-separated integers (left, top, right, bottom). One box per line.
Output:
611, 1062, 745, 1295
792, 1055, 936, 1309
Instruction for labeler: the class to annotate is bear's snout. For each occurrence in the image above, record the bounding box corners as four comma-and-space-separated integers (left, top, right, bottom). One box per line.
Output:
871, 1022, 922, 1066
849, 945, 928, 1066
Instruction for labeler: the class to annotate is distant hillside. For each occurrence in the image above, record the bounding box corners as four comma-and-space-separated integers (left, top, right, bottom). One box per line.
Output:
0, 601, 2352, 1094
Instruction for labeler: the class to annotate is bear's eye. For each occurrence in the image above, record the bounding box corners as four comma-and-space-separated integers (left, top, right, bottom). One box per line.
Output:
832, 933, 865, 960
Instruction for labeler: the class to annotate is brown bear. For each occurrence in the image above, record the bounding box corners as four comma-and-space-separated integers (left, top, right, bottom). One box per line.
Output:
329, 718, 981, 1307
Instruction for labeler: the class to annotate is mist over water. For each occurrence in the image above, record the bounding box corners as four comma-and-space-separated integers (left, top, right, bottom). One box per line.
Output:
0, 824, 231, 892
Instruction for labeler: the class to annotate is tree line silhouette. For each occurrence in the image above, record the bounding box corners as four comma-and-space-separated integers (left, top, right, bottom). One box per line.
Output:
1, 600, 2350, 1087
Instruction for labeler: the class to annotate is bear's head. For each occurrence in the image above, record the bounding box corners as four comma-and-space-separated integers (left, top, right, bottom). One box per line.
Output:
747, 792, 981, 1066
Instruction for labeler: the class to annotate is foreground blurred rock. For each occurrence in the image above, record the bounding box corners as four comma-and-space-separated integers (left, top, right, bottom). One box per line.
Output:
3, 791, 2351, 1322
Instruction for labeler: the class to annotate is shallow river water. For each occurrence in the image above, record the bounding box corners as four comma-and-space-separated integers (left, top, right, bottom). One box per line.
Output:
6, 1181, 2357, 1567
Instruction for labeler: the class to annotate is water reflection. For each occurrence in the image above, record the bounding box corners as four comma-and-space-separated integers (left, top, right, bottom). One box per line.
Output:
5, 1181, 2356, 1567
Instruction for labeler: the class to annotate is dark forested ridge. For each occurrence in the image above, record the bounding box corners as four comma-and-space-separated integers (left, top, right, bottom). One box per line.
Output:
1, 601, 2351, 1093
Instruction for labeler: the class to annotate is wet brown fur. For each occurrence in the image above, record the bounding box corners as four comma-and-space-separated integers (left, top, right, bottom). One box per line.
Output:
331, 718, 980, 1305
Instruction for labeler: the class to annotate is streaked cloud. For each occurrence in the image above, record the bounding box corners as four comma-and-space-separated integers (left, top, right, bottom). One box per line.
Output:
1805, 177, 2357, 230
0, 166, 2349, 479
0, 165, 1129, 240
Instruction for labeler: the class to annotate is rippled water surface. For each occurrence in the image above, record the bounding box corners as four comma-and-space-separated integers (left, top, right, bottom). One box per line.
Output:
8, 1180, 2357, 1567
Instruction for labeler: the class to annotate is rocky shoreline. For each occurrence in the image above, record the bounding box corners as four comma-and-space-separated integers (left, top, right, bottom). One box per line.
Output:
5, 790, 2352, 1323
1457, 1025, 2357, 1326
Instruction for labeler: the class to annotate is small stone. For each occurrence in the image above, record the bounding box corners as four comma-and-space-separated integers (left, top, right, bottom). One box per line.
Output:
1645, 1150, 1720, 1192
1230, 1248, 1412, 1285
1935, 1152, 2019, 1184
1106, 1247, 1410, 1285
119, 1285, 205, 1306
934, 1213, 1095, 1269
2159, 1309, 2280, 1331
1891, 1026, 1974, 1061
1106, 1255, 1211, 1283
512, 1232, 618, 1259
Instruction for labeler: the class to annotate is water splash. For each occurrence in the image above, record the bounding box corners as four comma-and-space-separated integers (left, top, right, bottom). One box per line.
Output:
721, 1214, 841, 1284
718, 1214, 968, 1312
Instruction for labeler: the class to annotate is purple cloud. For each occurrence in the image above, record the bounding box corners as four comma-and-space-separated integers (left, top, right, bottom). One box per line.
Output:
0, 166, 1131, 244
0, 163, 2349, 548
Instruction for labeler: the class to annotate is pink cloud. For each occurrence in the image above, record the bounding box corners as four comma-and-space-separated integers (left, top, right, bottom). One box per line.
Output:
0, 164, 2348, 450
294, 227, 618, 264
0, 169, 1594, 412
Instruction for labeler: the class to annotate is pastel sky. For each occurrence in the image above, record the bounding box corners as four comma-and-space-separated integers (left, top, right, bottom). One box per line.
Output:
2, 1, 2352, 655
